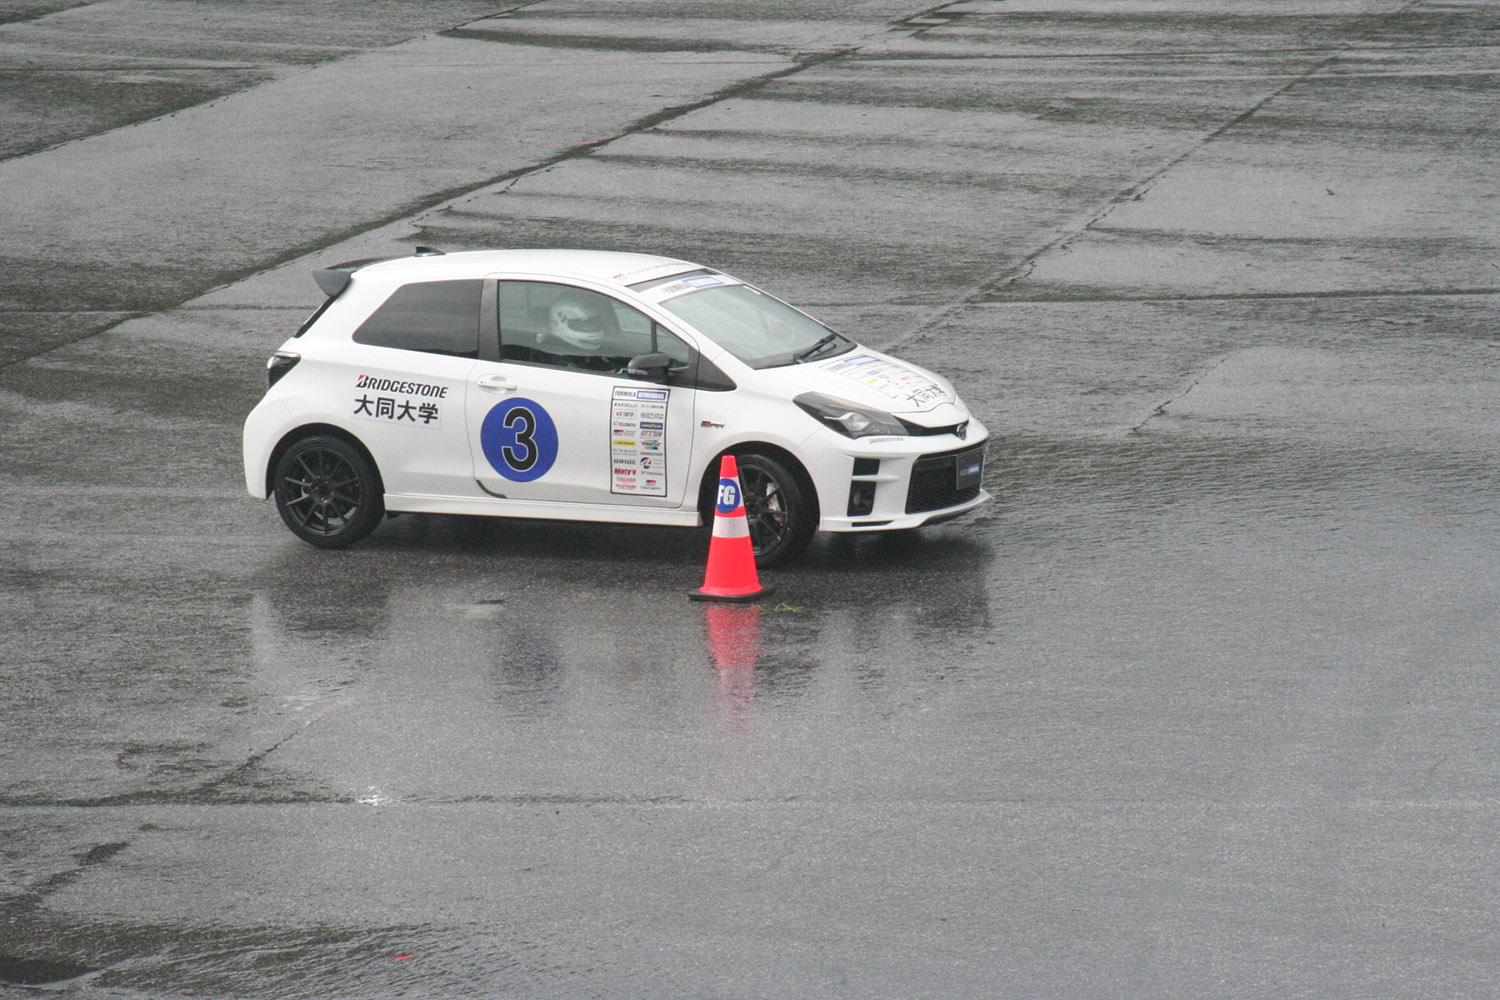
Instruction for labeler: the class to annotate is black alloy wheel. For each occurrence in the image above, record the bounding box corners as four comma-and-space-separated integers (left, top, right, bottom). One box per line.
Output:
734, 452, 814, 567
273, 435, 384, 548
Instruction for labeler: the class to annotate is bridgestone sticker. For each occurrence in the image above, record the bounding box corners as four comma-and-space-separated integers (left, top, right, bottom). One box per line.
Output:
352, 375, 448, 427
819, 354, 953, 409
611, 386, 668, 496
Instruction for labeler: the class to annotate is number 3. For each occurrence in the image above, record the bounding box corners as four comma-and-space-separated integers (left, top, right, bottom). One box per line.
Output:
480, 397, 559, 483
503, 406, 537, 472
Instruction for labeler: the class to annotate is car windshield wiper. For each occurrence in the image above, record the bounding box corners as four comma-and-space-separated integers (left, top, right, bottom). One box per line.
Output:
792, 332, 847, 363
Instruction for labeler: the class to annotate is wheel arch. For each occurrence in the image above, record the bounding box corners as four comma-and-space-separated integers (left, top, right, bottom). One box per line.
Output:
265, 423, 384, 498
695, 441, 820, 525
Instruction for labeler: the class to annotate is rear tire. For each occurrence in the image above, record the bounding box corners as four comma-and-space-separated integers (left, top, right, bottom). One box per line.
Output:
272, 435, 384, 548
734, 452, 815, 567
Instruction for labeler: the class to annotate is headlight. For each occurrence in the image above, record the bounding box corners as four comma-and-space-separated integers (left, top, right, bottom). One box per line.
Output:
794, 392, 906, 438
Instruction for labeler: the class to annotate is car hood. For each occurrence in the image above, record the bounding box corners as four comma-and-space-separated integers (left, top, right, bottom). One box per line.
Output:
759, 348, 968, 422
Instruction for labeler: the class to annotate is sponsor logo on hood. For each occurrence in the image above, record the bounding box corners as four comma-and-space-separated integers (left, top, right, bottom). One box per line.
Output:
819, 354, 953, 409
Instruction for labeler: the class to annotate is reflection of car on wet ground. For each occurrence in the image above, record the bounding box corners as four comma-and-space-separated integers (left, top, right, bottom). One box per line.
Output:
242, 248, 989, 565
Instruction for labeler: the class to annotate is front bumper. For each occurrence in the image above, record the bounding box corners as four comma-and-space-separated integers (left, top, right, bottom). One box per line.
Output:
813, 430, 991, 533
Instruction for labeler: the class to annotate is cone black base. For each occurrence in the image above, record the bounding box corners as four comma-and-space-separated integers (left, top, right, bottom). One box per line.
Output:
689, 584, 773, 603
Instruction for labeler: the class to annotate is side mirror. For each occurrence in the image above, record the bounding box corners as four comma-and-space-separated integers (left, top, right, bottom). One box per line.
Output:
625, 352, 672, 381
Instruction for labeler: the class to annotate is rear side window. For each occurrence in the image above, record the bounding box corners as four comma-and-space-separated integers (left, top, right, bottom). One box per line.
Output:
353, 279, 482, 358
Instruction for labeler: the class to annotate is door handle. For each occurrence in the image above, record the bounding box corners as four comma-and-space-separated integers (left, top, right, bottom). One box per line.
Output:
476, 374, 517, 393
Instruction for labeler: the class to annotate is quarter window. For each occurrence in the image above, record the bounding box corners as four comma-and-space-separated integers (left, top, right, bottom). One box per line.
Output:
353, 280, 482, 358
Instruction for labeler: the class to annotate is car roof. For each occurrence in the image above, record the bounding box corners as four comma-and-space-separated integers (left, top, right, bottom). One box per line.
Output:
339, 249, 702, 291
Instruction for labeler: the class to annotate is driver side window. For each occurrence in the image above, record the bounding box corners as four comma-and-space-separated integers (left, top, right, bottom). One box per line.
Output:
498, 281, 691, 373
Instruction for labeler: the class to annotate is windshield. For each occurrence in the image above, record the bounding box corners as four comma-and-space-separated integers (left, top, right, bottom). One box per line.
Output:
658, 284, 852, 369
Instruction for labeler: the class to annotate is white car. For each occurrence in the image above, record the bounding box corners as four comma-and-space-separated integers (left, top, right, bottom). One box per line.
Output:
242, 248, 989, 565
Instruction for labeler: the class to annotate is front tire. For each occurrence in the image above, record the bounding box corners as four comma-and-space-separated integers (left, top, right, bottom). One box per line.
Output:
272, 435, 384, 548
734, 452, 815, 567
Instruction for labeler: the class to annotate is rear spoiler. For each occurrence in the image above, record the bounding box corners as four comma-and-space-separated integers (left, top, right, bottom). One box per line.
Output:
311, 245, 445, 299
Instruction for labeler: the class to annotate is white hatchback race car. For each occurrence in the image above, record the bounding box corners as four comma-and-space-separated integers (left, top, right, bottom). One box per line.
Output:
243, 248, 990, 565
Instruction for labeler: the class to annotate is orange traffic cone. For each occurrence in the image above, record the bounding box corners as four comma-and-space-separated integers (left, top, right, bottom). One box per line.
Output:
690, 454, 773, 602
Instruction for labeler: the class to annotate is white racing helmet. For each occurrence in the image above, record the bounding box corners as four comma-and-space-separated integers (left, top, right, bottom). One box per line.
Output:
547, 295, 614, 350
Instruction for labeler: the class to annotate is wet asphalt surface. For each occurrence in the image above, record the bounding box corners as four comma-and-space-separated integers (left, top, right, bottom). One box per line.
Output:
3, 1, 1499, 996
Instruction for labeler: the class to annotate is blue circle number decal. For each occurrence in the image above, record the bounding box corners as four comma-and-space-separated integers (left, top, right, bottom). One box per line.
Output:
716, 477, 741, 514
481, 399, 558, 482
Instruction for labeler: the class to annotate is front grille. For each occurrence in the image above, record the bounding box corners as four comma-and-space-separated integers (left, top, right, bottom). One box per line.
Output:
905, 444, 985, 514
899, 417, 969, 438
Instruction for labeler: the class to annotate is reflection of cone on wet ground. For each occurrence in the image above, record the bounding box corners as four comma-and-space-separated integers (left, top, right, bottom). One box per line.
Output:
704, 603, 762, 673
704, 602, 761, 730
689, 454, 772, 603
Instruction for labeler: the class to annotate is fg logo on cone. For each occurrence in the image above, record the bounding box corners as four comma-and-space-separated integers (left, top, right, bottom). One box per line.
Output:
716, 478, 741, 514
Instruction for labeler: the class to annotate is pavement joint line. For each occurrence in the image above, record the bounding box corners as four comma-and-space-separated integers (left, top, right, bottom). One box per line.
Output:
0, 62, 281, 72
969, 287, 1500, 305
3, 796, 1497, 810
135, 303, 314, 312
0, 484, 246, 496
0, 40, 360, 59
442, 26, 795, 56
852, 42, 1500, 61
849, 67, 1500, 83
0, 309, 144, 315
0, 0, 547, 31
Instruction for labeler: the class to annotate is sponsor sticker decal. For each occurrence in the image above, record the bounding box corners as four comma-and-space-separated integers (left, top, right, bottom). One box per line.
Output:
957, 450, 984, 489
480, 398, 559, 482
716, 477, 741, 515
355, 375, 450, 398
820, 354, 953, 409
610, 386, 669, 496
352, 375, 447, 427
648, 277, 742, 303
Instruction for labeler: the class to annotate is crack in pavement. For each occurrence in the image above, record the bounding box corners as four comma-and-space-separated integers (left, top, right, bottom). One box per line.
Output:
1129, 353, 1237, 435
0, 687, 359, 811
